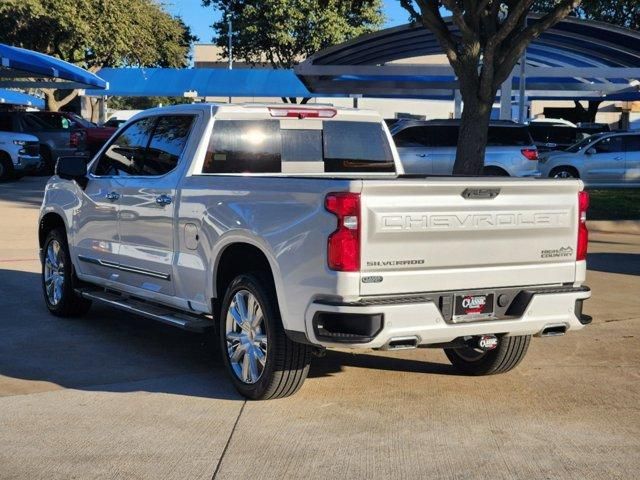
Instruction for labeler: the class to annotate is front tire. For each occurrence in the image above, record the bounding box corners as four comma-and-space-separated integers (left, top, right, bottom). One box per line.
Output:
0, 153, 13, 181
219, 272, 312, 400
42, 228, 92, 317
444, 335, 531, 375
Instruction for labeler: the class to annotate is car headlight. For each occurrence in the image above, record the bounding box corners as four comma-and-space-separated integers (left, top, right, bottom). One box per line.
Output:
13, 140, 27, 146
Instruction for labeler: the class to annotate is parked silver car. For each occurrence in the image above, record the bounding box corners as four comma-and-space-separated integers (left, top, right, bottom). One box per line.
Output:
390, 119, 540, 177
538, 131, 640, 187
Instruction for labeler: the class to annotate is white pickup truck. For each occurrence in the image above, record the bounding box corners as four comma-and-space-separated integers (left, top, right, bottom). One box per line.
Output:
0, 130, 41, 180
38, 104, 591, 399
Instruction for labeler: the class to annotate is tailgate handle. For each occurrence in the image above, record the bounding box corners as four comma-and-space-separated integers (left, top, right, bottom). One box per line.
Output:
461, 188, 500, 200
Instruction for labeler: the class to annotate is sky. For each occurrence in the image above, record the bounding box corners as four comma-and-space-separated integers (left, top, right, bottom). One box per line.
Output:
164, 1, 412, 44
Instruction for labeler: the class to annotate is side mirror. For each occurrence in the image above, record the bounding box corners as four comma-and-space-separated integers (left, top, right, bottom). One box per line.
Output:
586, 148, 596, 155
56, 156, 89, 189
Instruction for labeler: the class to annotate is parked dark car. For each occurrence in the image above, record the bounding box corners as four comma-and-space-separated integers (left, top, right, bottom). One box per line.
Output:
528, 123, 581, 152
0, 111, 86, 174
32, 111, 116, 156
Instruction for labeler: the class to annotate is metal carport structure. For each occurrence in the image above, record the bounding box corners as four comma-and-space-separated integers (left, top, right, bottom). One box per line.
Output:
0, 89, 44, 109
0, 43, 107, 90
85, 68, 312, 98
295, 14, 640, 120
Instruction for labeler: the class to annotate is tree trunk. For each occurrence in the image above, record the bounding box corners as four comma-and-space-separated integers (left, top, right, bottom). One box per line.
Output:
42, 89, 79, 112
453, 97, 494, 175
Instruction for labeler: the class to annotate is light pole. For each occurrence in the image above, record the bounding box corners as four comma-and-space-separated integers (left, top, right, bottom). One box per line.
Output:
228, 16, 233, 104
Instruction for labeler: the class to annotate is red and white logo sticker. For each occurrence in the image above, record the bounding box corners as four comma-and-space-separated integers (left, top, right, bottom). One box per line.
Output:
461, 295, 487, 314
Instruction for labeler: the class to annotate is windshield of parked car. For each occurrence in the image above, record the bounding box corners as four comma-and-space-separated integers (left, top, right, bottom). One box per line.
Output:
66, 113, 95, 129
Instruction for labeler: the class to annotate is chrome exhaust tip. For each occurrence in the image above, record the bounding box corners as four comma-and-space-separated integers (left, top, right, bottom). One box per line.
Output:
540, 323, 568, 337
383, 336, 420, 350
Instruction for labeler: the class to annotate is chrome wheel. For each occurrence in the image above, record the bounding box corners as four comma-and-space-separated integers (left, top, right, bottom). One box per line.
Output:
44, 239, 65, 306
553, 170, 574, 179
225, 289, 268, 384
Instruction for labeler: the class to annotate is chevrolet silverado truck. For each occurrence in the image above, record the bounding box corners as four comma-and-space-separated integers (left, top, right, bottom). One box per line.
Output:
0, 129, 41, 180
38, 104, 592, 400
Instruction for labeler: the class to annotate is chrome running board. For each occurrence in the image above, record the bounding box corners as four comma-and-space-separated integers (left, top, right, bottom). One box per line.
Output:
76, 288, 213, 332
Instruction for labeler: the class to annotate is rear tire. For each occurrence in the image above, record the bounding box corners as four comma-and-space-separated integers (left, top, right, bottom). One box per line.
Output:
37, 146, 54, 176
42, 228, 92, 317
219, 272, 312, 400
550, 167, 578, 179
444, 335, 531, 375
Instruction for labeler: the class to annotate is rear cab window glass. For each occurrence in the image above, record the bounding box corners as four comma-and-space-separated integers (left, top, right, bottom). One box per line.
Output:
203, 119, 394, 174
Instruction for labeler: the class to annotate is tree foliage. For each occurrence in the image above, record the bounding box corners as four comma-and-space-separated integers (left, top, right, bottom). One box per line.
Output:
0, 0, 196, 111
399, 1, 581, 175
202, 0, 385, 68
534, 0, 639, 30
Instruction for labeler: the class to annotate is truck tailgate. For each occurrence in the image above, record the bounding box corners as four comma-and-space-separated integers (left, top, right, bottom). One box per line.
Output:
360, 178, 581, 296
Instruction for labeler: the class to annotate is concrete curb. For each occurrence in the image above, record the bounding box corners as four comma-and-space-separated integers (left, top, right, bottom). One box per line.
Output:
587, 220, 640, 235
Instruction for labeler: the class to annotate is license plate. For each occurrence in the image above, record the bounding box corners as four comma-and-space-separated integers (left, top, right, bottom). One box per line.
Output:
453, 293, 495, 322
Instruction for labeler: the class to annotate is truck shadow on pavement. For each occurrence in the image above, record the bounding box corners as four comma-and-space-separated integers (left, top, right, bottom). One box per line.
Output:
0, 268, 457, 400
0, 176, 48, 207
587, 253, 640, 276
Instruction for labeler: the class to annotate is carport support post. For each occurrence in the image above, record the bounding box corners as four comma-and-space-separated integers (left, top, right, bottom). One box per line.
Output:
518, 53, 527, 123
454, 90, 462, 119
98, 96, 107, 125
500, 72, 513, 120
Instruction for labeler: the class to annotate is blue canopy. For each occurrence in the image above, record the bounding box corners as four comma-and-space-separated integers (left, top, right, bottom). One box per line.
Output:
0, 89, 44, 108
86, 68, 312, 98
0, 43, 107, 89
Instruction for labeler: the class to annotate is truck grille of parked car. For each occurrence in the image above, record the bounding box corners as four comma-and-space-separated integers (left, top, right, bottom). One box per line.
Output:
24, 142, 40, 156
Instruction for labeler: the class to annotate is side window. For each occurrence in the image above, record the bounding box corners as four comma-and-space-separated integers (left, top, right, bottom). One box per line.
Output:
624, 135, 640, 152
428, 126, 458, 147
203, 120, 281, 173
143, 115, 196, 176
393, 127, 427, 147
94, 117, 156, 176
593, 136, 624, 154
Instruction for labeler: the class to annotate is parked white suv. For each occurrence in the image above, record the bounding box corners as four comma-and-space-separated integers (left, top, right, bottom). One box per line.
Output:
39, 104, 591, 399
0, 129, 41, 180
391, 119, 541, 177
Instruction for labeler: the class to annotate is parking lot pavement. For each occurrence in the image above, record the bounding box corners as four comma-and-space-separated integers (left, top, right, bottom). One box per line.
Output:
1, 177, 639, 480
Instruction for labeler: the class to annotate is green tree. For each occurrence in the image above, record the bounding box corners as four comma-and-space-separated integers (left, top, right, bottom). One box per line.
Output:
534, 0, 638, 30
202, 0, 385, 69
399, 1, 581, 175
0, 0, 196, 111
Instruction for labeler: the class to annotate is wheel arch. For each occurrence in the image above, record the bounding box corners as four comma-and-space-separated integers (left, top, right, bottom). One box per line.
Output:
212, 240, 286, 325
39, 212, 67, 249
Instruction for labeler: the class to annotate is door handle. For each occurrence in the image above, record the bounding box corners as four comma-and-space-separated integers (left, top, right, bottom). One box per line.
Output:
614, 156, 623, 161
155, 194, 172, 206
416, 153, 428, 158
105, 191, 120, 201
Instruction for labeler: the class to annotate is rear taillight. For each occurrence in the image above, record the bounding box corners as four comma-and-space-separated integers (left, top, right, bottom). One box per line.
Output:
70, 130, 82, 148
521, 148, 539, 161
269, 107, 337, 119
325, 192, 360, 272
577, 191, 589, 261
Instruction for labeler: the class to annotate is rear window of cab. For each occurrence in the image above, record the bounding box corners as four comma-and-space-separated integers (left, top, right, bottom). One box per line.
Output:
202, 119, 395, 174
